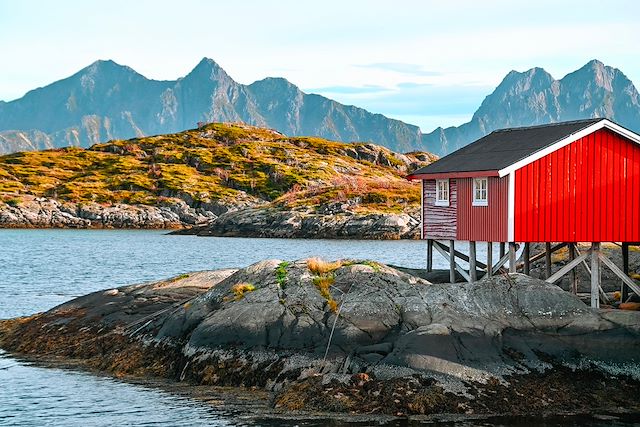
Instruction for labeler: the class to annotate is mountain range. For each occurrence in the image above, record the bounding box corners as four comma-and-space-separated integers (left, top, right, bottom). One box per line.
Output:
423, 60, 640, 154
0, 59, 639, 156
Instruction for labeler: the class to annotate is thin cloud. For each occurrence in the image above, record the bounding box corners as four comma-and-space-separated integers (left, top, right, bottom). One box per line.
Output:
356, 62, 442, 77
304, 84, 389, 95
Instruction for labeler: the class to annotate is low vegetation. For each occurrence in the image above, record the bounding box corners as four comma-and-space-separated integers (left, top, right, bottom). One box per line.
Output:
230, 283, 256, 301
0, 123, 435, 214
275, 261, 289, 288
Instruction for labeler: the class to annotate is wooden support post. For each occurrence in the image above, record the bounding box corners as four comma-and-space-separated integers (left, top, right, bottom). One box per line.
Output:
568, 244, 578, 294
591, 242, 601, 309
622, 242, 630, 302
486, 242, 493, 278
523, 243, 530, 275
500, 242, 506, 259
545, 250, 590, 284
508, 242, 517, 273
449, 240, 456, 283
469, 241, 477, 282
427, 239, 433, 273
545, 242, 552, 279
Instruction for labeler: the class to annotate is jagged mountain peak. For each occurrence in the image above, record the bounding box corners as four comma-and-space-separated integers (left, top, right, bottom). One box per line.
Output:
423, 59, 640, 156
185, 57, 231, 80
79, 59, 139, 77
496, 67, 556, 94
0, 57, 421, 154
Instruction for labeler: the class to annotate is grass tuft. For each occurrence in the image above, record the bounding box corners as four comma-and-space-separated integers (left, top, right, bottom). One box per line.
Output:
230, 282, 256, 301
307, 257, 344, 275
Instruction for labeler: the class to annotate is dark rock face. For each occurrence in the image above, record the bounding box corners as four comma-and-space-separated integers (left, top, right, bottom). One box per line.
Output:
174, 207, 421, 239
0, 58, 422, 154
1, 260, 639, 417
423, 60, 640, 155
0, 196, 217, 228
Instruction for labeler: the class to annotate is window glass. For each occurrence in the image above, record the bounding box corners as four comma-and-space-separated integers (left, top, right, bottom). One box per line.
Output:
473, 178, 488, 206
435, 179, 449, 206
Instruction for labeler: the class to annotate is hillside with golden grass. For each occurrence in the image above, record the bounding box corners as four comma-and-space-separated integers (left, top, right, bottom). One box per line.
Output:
0, 123, 435, 218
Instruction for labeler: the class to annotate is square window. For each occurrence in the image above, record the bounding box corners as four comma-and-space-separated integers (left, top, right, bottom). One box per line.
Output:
435, 179, 449, 206
472, 177, 488, 206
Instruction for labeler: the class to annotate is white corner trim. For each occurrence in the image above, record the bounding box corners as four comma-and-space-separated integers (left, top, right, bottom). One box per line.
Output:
497, 120, 640, 177
507, 171, 515, 242
420, 179, 424, 239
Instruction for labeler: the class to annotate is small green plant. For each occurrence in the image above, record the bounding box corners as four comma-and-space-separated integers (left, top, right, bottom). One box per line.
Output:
275, 261, 289, 287
360, 260, 381, 272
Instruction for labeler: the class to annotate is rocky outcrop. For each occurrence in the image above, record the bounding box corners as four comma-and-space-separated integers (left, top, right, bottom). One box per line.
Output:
0, 196, 421, 238
173, 206, 421, 239
0, 196, 215, 228
2, 259, 639, 418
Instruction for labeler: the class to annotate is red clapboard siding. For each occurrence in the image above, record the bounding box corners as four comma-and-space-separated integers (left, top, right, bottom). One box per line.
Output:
515, 128, 640, 242
456, 176, 509, 242
424, 179, 457, 239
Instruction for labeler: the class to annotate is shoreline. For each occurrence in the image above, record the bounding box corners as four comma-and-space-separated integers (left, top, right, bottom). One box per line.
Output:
0, 196, 421, 239
4, 353, 640, 426
1, 260, 639, 420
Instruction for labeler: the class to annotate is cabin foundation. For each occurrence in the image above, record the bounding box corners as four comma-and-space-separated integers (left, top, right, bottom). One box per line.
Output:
425, 239, 640, 308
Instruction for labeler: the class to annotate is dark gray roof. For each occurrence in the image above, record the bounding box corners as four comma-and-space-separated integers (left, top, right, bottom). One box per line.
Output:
410, 119, 604, 175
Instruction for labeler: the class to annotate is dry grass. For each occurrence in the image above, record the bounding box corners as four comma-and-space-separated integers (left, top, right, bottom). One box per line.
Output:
230, 283, 256, 301
307, 257, 343, 275
312, 275, 334, 300
311, 272, 339, 313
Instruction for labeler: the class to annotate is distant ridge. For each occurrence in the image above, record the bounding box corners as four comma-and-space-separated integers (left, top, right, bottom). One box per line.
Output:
1, 59, 639, 155
0, 58, 422, 154
422, 60, 640, 155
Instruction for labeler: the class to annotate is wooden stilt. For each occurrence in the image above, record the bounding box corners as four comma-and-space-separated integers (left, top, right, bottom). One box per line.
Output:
546, 250, 590, 284
622, 242, 630, 302
492, 251, 512, 275
509, 242, 517, 273
524, 243, 567, 266
597, 251, 640, 298
449, 240, 456, 283
500, 242, 506, 259
523, 243, 530, 275
469, 241, 477, 282
545, 242, 552, 279
486, 242, 493, 278
427, 239, 433, 273
568, 244, 578, 294
591, 242, 601, 308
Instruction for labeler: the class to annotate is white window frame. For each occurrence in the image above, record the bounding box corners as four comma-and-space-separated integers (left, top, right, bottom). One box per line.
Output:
435, 179, 449, 207
472, 177, 488, 206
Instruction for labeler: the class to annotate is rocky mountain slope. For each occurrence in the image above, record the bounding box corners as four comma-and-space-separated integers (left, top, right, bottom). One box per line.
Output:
423, 60, 640, 155
2, 59, 636, 157
0, 58, 424, 154
0, 123, 434, 237
1, 261, 639, 418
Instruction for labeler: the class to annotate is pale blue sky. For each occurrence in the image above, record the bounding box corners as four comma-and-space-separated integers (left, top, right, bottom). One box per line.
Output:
1, 0, 639, 132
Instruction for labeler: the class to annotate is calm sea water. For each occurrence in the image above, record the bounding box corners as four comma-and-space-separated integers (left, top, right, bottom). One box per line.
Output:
0, 230, 634, 426
0, 230, 431, 426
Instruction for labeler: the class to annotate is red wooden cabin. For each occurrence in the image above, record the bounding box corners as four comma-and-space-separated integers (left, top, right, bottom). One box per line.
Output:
408, 118, 640, 307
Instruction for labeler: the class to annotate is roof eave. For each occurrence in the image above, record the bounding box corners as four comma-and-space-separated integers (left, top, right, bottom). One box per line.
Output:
407, 170, 500, 180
